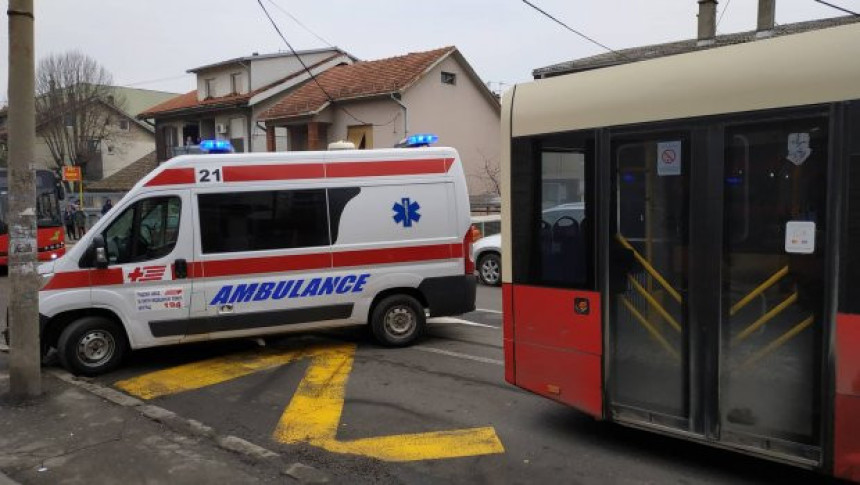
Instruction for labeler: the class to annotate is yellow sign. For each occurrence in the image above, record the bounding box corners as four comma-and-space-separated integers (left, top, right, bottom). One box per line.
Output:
115, 342, 504, 461
62, 166, 82, 182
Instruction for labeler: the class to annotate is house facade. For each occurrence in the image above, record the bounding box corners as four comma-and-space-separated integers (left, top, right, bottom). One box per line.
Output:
259, 47, 501, 196
139, 48, 356, 161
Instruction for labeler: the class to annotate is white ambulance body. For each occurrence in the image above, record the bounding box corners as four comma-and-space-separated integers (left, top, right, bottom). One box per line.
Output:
38, 147, 476, 375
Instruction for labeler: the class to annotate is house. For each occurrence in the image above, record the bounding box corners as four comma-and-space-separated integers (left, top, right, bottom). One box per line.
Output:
138, 48, 357, 160
0, 86, 178, 180
258, 46, 501, 197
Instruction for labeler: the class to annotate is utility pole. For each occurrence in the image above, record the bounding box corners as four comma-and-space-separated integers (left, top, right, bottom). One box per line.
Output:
7, 0, 41, 400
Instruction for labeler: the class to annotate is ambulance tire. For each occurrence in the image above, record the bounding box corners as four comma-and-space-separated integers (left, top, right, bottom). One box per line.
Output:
371, 295, 426, 347
57, 317, 127, 376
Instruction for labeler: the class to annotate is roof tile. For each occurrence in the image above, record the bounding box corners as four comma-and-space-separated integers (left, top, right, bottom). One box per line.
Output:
260, 47, 455, 122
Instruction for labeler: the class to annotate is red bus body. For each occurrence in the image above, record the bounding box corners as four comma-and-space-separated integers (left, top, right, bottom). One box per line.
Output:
502, 23, 860, 480
0, 169, 66, 265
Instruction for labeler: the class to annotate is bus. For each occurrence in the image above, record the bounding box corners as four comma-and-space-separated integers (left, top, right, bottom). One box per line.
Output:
501, 22, 860, 480
0, 168, 66, 266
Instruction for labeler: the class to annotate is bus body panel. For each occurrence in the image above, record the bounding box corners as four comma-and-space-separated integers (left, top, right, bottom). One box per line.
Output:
835, 313, 860, 481
507, 284, 603, 418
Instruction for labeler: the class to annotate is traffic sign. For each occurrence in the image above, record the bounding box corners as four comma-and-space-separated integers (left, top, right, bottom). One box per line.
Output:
62, 166, 82, 182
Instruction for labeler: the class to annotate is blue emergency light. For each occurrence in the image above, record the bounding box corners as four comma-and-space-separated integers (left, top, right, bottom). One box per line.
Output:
403, 133, 438, 147
199, 139, 234, 153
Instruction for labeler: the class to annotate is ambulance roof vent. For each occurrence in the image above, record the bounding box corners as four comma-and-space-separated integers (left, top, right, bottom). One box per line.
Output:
328, 140, 356, 150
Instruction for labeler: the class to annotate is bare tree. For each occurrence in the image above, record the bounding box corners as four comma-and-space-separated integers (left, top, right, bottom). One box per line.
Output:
35, 51, 127, 177
472, 148, 501, 196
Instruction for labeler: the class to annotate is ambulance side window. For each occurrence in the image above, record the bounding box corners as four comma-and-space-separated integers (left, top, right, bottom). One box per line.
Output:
102, 197, 181, 264
198, 189, 328, 253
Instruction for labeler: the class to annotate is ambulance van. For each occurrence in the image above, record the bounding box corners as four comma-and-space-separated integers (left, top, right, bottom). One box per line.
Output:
36, 145, 476, 375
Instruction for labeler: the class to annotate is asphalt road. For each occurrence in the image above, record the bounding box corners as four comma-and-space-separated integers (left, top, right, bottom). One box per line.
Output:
0, 278, 839, 484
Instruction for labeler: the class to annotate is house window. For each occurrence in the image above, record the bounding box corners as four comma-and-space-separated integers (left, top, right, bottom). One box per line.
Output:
230, 73, 243, 95
204, 78, 216, 98
118, 119, 130, 131
441, 71, 457, 85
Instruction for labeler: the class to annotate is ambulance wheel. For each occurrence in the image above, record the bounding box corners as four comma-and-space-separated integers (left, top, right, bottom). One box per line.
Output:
371, 295, 426, 347
57, 317, 127, 376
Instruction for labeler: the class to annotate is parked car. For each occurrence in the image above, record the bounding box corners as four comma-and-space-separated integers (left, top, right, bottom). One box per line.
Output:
470, 214, 500, 239
473, 233, 501, 286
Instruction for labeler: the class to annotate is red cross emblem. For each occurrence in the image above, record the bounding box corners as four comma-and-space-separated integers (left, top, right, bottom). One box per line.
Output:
127, 265, 167, 283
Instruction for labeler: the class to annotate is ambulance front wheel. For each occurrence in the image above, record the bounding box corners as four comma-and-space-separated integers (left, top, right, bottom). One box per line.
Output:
57, 316, 128, 376
371, 295, 426, 347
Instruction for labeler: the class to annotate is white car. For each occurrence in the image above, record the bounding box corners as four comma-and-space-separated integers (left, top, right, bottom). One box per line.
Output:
472, 233, 501, 286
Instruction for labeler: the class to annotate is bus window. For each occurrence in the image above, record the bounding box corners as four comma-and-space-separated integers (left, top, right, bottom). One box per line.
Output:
510, 132, 594, 289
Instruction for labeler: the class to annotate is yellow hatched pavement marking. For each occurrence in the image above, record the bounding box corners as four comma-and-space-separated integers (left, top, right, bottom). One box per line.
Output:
115, 348, 305, 399
273, 343, 505, 461
114, 342, 505, 461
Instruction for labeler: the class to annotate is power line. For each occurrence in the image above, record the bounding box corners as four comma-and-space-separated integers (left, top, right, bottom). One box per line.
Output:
717, 0, 732, 28
120, 73, 193, 88
264, 0, 335, 48
813, 0, 859, 16
519, 0, 630, 60
256, 0, 382, 126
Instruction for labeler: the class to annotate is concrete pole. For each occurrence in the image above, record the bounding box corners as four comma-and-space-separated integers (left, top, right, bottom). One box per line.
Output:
7, 0, 41, 400
757, 0, 776, 36
697, 0, 718, 46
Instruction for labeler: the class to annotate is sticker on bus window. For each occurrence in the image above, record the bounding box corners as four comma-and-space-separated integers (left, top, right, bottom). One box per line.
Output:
785, 221, 815, 254
786, 133, 811, 166
657, 141, 682, 176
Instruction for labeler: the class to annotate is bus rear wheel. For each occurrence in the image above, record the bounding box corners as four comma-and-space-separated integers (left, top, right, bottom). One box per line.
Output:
57, 316, 127, 376
371, 295, 426, 347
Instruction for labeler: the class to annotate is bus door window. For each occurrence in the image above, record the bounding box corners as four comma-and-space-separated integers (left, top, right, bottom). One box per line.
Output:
609, 135, 690, 428
721, 117, 828, 451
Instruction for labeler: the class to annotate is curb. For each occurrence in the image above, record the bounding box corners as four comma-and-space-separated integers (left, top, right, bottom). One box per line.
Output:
46, 369, 323, 480
0, 469, 21, 485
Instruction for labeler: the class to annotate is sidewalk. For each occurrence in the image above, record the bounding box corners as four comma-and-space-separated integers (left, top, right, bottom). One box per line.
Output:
0, 351, 326, 484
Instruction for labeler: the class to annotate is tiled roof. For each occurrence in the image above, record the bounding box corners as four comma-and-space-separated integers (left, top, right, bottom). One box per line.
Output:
260, 47, 456, 122
533, 15, 860, 78
87, 150, 158, 192
139, 53, 346, 119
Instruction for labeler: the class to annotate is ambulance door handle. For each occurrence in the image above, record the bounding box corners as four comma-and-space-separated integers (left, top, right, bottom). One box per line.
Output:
174, 258, 188, 279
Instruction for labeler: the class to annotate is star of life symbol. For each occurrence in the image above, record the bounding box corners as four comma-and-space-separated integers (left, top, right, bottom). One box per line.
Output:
392, 198, 421, 228
127, 265, 168, 283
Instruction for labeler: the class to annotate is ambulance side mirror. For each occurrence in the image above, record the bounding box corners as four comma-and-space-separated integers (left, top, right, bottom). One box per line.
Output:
91, 235, 109, 269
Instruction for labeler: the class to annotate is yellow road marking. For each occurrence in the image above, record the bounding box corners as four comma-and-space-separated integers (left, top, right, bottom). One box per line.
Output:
115, 348, 304, 399
273, 343, 505, 461
115, 341, 505, 461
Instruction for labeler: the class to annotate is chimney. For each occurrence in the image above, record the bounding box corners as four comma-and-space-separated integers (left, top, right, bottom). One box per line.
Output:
697, 0, 718, 46
757, 0, 776, 38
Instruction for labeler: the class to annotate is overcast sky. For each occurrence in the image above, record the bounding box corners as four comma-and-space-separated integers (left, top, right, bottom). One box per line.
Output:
0, 0, 848, 100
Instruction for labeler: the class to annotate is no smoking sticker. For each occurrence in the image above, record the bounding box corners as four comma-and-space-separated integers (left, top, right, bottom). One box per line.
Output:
657, 141, 682, 176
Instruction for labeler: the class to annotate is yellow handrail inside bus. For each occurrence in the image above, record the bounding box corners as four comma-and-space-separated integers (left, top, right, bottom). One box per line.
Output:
620, 295, 680, 361
627, 274, 682, 333
737, 315, 814, 371
732, 291, 798, 344
730, 265, 790, 316
615, 233, 683, 304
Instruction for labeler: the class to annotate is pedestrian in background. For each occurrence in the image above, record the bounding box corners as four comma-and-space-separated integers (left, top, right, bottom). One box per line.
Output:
64, 206, 76, 241
101, 198, 113, 215
74, 206, 86, 239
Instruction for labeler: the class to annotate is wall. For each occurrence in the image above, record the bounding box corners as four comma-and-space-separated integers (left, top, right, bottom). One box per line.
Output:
403, 56, 500, 196
100, 120, 155, 178
250, 51, 340, 90
322, 55, 500, 196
